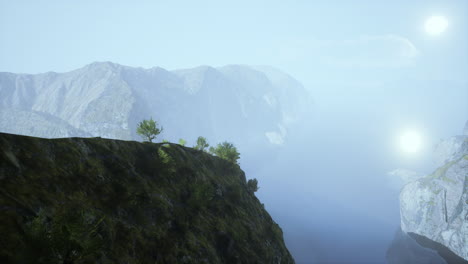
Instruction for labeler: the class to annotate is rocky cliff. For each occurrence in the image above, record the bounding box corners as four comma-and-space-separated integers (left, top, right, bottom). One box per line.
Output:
399, 123, 468, 262
0, 132, 294, 263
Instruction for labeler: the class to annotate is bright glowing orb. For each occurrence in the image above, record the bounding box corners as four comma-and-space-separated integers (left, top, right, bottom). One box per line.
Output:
425, 16, 448, 35
400, 131, 422, 153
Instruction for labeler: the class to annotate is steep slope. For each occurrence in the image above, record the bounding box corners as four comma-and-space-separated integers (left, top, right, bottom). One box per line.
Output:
0, 62, 311, 152
399, 123, 468, 262
0, 132, 294, 263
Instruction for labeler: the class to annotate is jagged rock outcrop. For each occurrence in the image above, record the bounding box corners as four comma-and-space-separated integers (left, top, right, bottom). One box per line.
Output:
399, 123, 468, 261
0, 132, 294, 263
0, 62, 311, 152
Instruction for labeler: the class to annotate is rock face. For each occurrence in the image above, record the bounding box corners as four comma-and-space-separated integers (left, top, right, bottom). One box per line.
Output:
433, 136, 468, 168
0, 62, 311, 153
399, 124, 468, 261
0, 132, 294, 263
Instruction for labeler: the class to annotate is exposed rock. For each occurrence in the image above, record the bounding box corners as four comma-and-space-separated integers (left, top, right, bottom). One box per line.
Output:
433, 136, 468, 168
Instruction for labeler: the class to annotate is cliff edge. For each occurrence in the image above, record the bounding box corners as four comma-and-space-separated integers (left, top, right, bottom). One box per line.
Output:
0, 133, 294, 263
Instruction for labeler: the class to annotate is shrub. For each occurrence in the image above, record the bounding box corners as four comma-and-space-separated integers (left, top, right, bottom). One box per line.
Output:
158, 148, 172, 164
194, 136, 209, 151
247, 178, 259, 193
178, 138, 187, 146
210, 142, 240, 164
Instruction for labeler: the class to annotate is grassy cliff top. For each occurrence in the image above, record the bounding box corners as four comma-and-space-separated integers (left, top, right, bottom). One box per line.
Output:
0, 133, 294, 264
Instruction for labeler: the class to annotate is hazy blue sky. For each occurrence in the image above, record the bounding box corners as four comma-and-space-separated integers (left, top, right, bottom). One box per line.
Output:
1, 0, 467, 85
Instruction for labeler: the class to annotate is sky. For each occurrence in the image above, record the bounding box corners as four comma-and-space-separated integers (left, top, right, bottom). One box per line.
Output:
1, 0, 467, 122
1, 0, 467, 83
1, 1, 467, 263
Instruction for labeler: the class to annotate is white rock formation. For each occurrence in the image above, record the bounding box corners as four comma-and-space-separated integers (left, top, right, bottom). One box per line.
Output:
433, 136, 468, 168
400, 124, 468, 260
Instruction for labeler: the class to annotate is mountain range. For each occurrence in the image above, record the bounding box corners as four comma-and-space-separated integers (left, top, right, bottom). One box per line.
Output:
0, 62, 312, 160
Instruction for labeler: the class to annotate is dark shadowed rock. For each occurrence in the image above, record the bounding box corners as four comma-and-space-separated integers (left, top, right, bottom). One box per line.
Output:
408, 233, 468, 264
386, 228, 447, 264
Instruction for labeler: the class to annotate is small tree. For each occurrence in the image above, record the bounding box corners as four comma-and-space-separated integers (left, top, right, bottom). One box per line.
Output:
195, 136, 209, 151
247, 178, 259, 193
178, 138, 187, 146
136, 118, 162, 143
211, 141, 240, 164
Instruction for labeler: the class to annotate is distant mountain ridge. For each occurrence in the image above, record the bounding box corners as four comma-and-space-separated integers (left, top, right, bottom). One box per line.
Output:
0, 62, 312, 155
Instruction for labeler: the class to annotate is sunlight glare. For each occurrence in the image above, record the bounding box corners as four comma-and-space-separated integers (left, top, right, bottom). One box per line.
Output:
425, 16, 448, 35
400, 131, 422, 154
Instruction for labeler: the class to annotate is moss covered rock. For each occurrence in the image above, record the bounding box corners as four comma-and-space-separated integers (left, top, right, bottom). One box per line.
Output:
0, 133, 294, 264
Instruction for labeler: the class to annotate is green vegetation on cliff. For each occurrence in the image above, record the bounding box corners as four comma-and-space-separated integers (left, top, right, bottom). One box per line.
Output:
0, 133, 294, 264
136, 118, 163, 143
194, 136, 209, 152
209, 142, 241, 164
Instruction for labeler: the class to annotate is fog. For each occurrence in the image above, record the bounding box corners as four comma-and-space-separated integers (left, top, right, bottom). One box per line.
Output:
1, 0, 467, 263
250, 82, 467, 263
